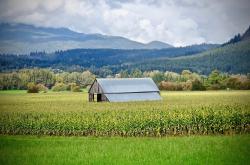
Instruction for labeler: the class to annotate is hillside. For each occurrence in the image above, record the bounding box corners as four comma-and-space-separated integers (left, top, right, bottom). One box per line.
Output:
0, 44, 218, 73
0, 23, 173, 54
222, 26, 250, 46
130, 39, 250, 74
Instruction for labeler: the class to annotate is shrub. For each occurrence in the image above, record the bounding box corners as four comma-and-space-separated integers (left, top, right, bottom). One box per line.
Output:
36, 83, 48, 93
52, 83, 67, 92
27, 83, 39, 93
207, 84, 222, 90
191, 79, 206, 91
159, 81, 183, 91
66, 83, 76, 91
71, 86, 82, 92
182, 80, 192, 90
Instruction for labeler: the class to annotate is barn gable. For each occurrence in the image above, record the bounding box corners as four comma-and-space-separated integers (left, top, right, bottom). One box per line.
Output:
88, 78, 161, 102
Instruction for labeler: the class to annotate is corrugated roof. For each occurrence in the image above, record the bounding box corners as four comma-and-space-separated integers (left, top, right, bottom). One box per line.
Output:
105, 92, 161, 102
96, 78, 159, 93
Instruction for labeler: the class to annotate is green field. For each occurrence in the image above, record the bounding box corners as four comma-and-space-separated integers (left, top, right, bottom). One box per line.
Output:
0, 135, 249, 165
0, 91, 249, 136
0, 90, 250, 164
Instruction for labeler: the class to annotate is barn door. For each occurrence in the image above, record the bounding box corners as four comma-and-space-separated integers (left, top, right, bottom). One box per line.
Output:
97, 94, 102, 102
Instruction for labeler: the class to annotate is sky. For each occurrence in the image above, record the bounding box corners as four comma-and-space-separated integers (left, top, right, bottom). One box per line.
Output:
0, 0, 249, 46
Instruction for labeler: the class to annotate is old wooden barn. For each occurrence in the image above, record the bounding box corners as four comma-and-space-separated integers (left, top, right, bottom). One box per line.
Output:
88, 78, 161, 102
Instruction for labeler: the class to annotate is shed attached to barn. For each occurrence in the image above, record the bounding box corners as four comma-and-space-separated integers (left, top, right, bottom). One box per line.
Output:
88, 78, 161, 102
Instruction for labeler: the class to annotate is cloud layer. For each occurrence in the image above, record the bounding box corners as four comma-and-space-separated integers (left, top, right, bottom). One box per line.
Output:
0, 0, 250, 46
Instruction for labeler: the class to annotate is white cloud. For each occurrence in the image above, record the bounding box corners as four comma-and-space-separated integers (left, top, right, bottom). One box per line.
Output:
0, 0, 250, 46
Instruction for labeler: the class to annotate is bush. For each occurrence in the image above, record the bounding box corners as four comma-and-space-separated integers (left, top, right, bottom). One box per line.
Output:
52, 83, 67, 92
159, 81, 183, 91
182, 80, 192, 90
207, 84, 222, 90
71, 86, 82, 92
191, 79, 206, 91
27, 83, 39, 93
36, 83, 48, 93
225, 76, 250, 90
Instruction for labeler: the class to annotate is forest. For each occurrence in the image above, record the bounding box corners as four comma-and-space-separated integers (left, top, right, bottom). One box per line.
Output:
0, 39, 249, 75
0, 68, 249, 92
0, 44, 219, 73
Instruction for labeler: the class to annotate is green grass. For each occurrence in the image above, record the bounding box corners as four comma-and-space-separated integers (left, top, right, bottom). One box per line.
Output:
0, 135, 249, 165
0, 90, 27, 94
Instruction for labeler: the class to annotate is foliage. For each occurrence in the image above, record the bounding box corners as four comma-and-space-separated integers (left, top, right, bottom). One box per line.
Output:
36, 83, 48, 93
71, 85, 82, 92
27, 82, 39, 93
131, 40, 250, 74
0, 44, 218, 73
51, 83, 67, 92
0, 91, 249, 136
225, 75, 250, 90
0, 69, 95, 90
0, 40, 249, 75
191, 79, 206, 91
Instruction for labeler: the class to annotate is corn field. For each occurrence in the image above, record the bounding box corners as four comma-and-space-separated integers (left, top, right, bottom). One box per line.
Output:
0, 91, 249, 136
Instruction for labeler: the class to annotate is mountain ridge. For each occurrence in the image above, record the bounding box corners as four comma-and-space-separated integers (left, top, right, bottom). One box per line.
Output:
0, 23, 173, 54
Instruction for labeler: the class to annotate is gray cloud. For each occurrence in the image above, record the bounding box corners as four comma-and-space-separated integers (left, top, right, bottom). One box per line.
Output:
0, 0, 249, 46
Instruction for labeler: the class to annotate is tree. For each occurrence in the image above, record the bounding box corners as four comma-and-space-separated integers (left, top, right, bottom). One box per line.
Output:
27, 83, 39, 93
119, 70, 129, 78
151, 71, 165, 84
208, 70, 221, 84
130, 69, 143, 78
191, 79, 205, 91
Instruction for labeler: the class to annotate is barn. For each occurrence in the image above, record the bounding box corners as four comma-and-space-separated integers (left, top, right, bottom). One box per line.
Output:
88, 78, 161, 102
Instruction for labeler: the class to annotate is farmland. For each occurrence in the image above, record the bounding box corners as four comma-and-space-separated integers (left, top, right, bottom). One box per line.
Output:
0, 91, 249, 136
0, 135, 249, 165
0, 90, 250, 164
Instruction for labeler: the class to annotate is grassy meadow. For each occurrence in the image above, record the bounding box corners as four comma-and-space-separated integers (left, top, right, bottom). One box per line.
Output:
0, 135, 249, 165
0, 90, 250, 164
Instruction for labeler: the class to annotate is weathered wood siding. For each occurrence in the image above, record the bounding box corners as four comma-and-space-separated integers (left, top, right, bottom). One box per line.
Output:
101, 94, 109, 101
89, 80, 103, 94
89, 80, 107, 102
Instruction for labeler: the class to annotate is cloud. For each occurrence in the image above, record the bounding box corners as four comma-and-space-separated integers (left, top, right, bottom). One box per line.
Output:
0, 0, 249, 46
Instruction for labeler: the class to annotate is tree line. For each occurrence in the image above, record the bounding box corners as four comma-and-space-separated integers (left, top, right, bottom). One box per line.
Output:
0, 69, 95, 92
0, 68, 249, 92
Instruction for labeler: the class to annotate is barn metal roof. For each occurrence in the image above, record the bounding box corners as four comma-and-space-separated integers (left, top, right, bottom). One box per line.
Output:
96, 78, 159, 94
105, 92, 161, 102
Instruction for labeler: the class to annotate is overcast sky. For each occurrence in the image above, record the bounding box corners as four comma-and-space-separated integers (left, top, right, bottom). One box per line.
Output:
0, 0, 249, 46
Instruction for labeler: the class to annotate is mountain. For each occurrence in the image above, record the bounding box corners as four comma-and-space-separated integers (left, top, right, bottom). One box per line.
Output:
131, 39, 250, 74
0, 23, 173, 54
0, 43, 218, 74
241, 26, 250, 41
222, 26, 250, 46
144, 41, 172, 49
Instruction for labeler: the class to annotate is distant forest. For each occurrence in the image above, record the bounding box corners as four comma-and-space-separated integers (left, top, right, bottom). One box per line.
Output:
1, 68, 250, 92
0, 44, 219, 75
0, 39, 250, 75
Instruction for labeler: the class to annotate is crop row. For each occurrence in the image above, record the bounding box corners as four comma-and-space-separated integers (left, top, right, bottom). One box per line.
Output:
0, 105, 249, 136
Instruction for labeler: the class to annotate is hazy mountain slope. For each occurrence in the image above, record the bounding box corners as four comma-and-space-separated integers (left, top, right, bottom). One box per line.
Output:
241, 26, 250, 41
144, 41, 173, 49
0, 43, 218, 72
222, 26, 250, 46
0, 23, 173, 54
131, 39, 250, 74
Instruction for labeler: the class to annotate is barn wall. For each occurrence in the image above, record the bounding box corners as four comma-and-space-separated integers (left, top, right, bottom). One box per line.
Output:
89, 81, 104, 94
89, 80, 107, 102
101, 94, 109, 101
89, 93, 94, 102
